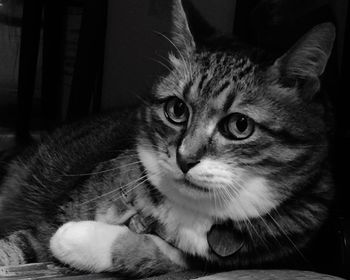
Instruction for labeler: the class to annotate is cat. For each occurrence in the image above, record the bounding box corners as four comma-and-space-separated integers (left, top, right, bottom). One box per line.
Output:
0, 0, 336, 277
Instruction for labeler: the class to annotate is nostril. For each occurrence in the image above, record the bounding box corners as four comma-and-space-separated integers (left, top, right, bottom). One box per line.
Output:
186, 161, 199, 170
177, 155, 200, 174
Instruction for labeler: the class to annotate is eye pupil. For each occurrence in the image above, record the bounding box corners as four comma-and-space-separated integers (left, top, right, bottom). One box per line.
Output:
236, 117, 248, 132
174, 101, 186, 117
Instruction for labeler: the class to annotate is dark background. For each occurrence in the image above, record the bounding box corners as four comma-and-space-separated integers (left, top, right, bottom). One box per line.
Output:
0, 0, 349, 278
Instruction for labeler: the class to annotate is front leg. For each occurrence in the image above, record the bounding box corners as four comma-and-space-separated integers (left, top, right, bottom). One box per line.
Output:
50, 221, 187, 277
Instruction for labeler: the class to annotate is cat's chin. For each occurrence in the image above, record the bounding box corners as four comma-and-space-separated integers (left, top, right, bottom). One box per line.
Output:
146, 170, 214, 203
154, 172, 279, 221
165, 176, 212, 200
155, 174, 223, 216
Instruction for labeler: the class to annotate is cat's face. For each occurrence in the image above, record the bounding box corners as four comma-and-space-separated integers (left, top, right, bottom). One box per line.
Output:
137, 0, 335, 221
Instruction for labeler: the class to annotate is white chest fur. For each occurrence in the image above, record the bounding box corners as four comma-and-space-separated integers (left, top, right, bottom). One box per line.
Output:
137, 195, 213, 257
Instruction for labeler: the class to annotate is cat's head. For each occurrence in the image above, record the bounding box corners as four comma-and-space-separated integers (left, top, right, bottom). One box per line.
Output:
137, 0, 335, 220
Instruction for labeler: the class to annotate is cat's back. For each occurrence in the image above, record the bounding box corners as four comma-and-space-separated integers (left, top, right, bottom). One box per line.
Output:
0, 109, 138, 237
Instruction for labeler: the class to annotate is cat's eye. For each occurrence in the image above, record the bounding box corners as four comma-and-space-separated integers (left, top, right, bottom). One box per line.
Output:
219, 113, 254, 140
164, 97, 189, 124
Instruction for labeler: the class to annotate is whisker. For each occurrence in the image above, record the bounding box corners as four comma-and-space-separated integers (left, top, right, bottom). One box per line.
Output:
266, 211, 308, 263
156, 53, 186, 81
95, 153, 139, 164
217, 186, 234, 208
79, 172, 150, 206
147, 57, 173, 73
153, 31, 191, 80
111, 174, 157, 202
133, 92, 152, 106
211, 188, 218, 218
257, 214, 281, 247
253, 215, 281, 251
64, 161, 143, 177
226, 178, 243, 197
168, 31, 194, 78
215, 183, 270, 250
213, 188, 225, 211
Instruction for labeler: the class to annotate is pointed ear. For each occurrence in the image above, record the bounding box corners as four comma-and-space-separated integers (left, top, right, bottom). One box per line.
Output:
272, 23, 335, 96
171, 0, 216, 55
171, 0, 195, 53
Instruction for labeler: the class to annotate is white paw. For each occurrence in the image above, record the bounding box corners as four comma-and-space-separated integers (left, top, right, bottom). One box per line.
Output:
50, 221, 128, 272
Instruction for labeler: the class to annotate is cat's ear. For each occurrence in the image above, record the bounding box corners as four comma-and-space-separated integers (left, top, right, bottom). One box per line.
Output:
171, 0, 216, 55
271, 23, 335, 96
171, 0, 195, 53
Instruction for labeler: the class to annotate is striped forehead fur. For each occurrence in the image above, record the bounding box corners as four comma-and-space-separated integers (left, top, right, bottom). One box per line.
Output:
163, 51, 257, 110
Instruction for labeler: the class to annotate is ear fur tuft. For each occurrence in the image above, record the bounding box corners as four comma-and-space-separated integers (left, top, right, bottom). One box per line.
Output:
270, 22, 335, 98
171, 0, 196, 54
276, 22, 336, 79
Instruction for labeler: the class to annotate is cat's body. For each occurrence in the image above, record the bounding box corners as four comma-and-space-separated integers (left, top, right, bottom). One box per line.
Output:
0, 0, 336, 277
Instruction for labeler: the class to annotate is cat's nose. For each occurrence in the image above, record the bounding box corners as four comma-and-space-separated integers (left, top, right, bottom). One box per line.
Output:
176, 150, 200, 174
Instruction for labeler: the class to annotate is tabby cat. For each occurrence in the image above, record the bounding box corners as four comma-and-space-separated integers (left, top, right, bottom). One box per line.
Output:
0, 0, 336, 277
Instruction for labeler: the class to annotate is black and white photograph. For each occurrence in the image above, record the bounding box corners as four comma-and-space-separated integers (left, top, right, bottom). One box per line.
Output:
0, 0, 349, 279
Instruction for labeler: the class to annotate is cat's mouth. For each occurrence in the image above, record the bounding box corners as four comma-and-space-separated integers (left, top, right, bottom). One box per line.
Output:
178, 178, 210, 193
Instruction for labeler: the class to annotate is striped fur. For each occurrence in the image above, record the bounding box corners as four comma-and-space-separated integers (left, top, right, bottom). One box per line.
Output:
0, 0, 335, 277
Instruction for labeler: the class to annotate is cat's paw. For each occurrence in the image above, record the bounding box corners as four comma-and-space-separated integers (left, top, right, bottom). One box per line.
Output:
50, 221, 129, 272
